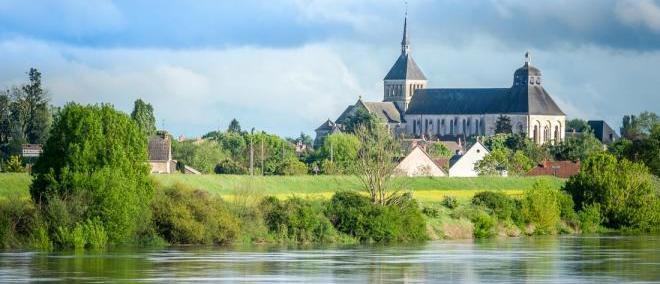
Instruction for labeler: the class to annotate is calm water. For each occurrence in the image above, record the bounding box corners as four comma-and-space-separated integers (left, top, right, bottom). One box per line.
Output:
0, 235, 658, 283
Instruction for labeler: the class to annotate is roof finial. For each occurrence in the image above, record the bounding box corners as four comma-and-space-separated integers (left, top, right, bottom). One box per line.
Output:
524, 51, 531, 65
401, 1, 410, 55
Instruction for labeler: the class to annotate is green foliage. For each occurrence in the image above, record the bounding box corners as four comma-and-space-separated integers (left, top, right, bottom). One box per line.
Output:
564, 152, 660, 231
422, 207, 440, 218
277, 157, 308, 176
471, 211, 496, 238
31, 103, 154, 244
344, 107, 380, 134
215, 158, 247, 175
173, 140, 227, 174
550, 129, 602, 161
475, 148, 509, 176
471, 191, 517, 220
495, 115, 512, 134
427, 142, 452, 159
622, 111, 659, 140
441, 196, 459, 209
5, 155, 24, 172
578, 203, 602, 233
227, 118, 242, 133
130, 99, 157, 136
521, 181, 561, 234
260, 196, 337, 243
325, 192, 426, 242
611, 124, 660, 176
151, 183, 239, 245
319, 133, 359, 174
21, 68, 51, 144
354, 124, 401, 204
566, 118, 590, 132
0, 196, 39, 249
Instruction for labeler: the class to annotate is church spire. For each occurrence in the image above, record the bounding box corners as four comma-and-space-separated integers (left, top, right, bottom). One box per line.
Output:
401, 3, 410, 55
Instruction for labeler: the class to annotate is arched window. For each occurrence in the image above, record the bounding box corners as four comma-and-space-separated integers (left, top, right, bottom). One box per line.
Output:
533, 125, 539, 144
554, 125, 559, 144
450, 120, 454, 135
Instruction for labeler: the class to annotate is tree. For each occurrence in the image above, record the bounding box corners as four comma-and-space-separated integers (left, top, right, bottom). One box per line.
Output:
227, 118, 242, 133
0, 93, 10, 146
172, 140, 227, 174
495, 115, 512, 134
22, 68, 51, 144
475, 148, 510, 176
344, 108, 379, 134
296, 132, 313, 148
4, 155, 24, 172
563, 152, 659, 231
550, 128, 602, 161
31, 103, 154, 243
319, 133, 360, 174
426, 142, 452, 159
130, 99, 157, 136
611, 124, 660, 176
566, 118, 590, 132
354, 124, 402, 205
622, 111, 658, 140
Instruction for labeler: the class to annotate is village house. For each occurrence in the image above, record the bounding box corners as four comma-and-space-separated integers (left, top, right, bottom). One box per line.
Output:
148, 132, 176, 174
448, 142, 489, 177
395, 146, 446, 177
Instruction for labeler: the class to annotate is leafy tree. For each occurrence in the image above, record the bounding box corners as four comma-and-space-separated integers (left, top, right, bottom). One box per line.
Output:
130, 99, 157, 136
344, 108, 380, 134
550, 128, 602, 161
426, 142, 452, 159
4, 155, 24, 172
611, 113, 660, 176
566, 118, 590, 132
475, 148, 510, 176
354, 124, 402, 205
216, 131, 247, 162
227, 118, 242, 133
214, 158, 247, 175
30, 103, 154, 243
319, 133, 359, 174
277, 157, 308, 175
495, 115, 512, 134
172, 140, 227, 174
621, 111, 658, 140
0, 94, 10, 146
521, 181, 562, 234
296, 132, 313, 148
564, 152, 659, 231
21, 68, 51, 144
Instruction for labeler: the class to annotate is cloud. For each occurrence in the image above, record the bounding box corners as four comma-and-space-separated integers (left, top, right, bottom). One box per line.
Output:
616, 0, 660, 32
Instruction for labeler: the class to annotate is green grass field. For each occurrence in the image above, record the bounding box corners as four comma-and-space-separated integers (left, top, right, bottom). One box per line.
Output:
0, 173, 565, 202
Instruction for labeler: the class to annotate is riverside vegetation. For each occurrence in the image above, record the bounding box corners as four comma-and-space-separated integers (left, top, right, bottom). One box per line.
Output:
0, 101, 659, 249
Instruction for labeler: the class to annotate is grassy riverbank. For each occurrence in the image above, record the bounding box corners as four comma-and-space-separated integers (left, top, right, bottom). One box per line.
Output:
0, 173, 565, 202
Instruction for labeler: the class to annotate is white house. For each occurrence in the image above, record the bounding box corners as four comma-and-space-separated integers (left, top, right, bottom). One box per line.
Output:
395, 146, 446, 177
448, 142, 489, 177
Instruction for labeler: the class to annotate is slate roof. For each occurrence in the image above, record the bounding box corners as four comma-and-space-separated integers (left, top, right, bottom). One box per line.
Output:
406, 85, 564, 116
384, 54, 427, 81
315, 119, 337, 131
588, 120, 619, 144
148, 135, 171, 161
336, 100, 402, 124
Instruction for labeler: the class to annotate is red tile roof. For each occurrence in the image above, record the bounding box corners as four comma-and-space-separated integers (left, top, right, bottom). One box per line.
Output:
527, 161, 580, 179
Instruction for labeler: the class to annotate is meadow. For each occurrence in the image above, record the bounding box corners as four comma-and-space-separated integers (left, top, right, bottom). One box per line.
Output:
0, 173, 564, 202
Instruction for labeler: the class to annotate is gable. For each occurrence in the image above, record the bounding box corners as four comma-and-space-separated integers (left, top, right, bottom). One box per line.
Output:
395, 147, 446, 177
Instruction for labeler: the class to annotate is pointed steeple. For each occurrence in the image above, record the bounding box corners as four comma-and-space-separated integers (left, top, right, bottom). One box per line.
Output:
401, 7, 410, 55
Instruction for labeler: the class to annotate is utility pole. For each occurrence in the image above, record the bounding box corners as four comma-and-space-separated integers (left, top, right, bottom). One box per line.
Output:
330, 140, 334, 163
249, 128, 254, 176
260, 135, 264, 176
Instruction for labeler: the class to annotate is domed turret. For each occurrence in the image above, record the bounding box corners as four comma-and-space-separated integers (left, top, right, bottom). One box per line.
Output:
513, 52, 542, 87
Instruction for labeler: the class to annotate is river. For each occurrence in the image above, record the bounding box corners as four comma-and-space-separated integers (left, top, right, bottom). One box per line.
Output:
0, 235, 658, 283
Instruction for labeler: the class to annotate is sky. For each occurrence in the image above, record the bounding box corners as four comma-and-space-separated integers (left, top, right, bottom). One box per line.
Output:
1, 0, 659, 138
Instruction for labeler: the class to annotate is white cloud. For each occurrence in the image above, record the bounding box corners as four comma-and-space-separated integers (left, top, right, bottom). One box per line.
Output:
616, 0, 660, 32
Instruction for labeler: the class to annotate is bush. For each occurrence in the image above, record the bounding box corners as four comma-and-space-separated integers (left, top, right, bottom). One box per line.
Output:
31, 103, 154, 244
557, 190, 578, 222
277, 158, 308, 176
564, 152, 660, 231
0, 196, 39, 248
260, 196, 336, 243
325, 192, 427, 243
151, 183, 239, 245
215, 159, 247, 175
521, 181, 561, 234
4, 155, 24, 172
578, 204, 602, 233
471, 191, 517, 220
471, 211, 496, 238
441, 196, 459, 209
422, 207, 440, 218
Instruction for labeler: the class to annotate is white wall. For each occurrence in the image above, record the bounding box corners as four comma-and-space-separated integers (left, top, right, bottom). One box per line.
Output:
395, 147, 446, 177
448, 142, 489, 177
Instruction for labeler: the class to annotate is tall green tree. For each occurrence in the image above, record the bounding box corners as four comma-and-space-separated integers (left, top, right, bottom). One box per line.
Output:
566, 118, 590, 132
31, 103, 154, 243
227, 118, 242, 133
495, 115, 512, 134
130, 99, 157, 136
550, 128, 602, 161
319, 133, 360, 174
0, 93, 10, 146
354, 124, 402, 205
21, 68, 51, 144
344, 108, 380, 134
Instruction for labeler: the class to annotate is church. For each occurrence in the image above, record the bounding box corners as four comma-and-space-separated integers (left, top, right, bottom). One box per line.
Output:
315, 15, 565, 147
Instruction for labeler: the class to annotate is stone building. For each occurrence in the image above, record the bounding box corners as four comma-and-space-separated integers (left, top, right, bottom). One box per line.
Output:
315, 13, 566, 146
148, 132, 176, 174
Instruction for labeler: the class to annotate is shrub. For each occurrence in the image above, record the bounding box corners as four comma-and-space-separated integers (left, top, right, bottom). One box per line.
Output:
441, 196, 459, 209
215, 159, 247, 175
471, 211, 496, 238
557, 190, 578, 222
422, 207, 440, 218
325, 192, 427, 243
564, 152, 660, 231
260, 196, 336, 243
5, 155, 24, 172
578, 203, 602, 234
0, 196, 39, 248
471, 191, 517, 220
521, 181, 561, 234
151, 183, 239, 245
31, 103, 154, 244
277, 158, 308, 176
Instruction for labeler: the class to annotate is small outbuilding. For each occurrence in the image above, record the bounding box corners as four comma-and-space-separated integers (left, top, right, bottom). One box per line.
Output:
148, 132, 176, 174
448, 142, 489, 177
527, 160, 580, 179
395, 146, 446, 177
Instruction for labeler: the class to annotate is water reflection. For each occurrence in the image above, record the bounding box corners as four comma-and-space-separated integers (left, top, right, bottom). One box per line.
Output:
0, 235, 658, 283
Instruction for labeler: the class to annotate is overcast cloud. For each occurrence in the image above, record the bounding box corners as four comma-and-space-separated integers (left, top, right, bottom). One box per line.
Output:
0, 0, 658, 137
